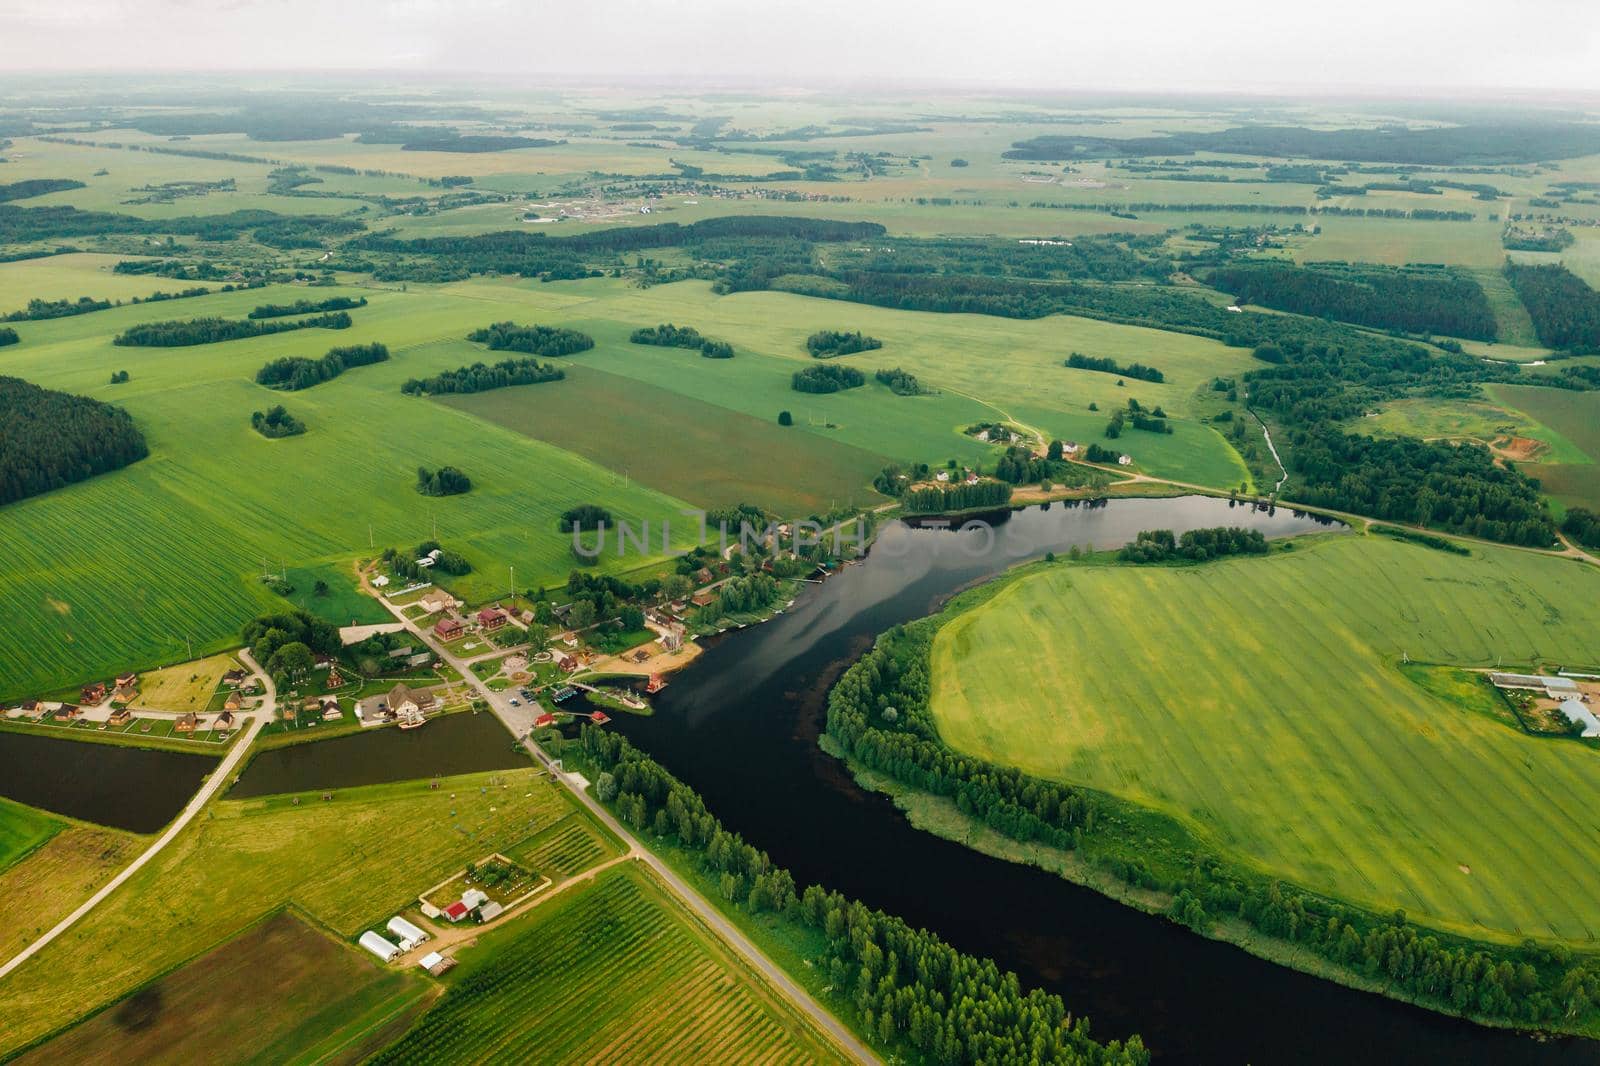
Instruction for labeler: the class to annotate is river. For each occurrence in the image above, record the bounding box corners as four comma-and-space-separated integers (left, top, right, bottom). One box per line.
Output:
607, 496, 1600, 1065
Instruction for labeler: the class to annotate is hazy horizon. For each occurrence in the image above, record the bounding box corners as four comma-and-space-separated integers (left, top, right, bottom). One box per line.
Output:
4, 0, 1598, 97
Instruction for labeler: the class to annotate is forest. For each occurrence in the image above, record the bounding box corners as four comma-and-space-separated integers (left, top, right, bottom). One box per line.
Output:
0, 177, 85, 202
571, 726, 1146, 1066
400, 356, 564, 395
791, 363, 864, 393
873, 367, 924, 395
629, 322, 732, 357
0, 375, 149, 506
1002, 122, 1600, 164
250, 404, 305, 438
903, 479, 1012, 513
1505, 262, 1600, 352
255, 342, 389, 390
466, 321, 595, 357
1206, 262, 1497, 340
114, 311, 351, 347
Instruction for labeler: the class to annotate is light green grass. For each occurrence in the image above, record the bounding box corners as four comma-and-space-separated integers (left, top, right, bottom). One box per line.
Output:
929, 534, 1600, 944
1487, 384, 1600, 512
441, 362, 891, 515
0, 796, 63, 875
0, 253, 220, 307
0, 768, 586, 1057
370, 863, 844, 1065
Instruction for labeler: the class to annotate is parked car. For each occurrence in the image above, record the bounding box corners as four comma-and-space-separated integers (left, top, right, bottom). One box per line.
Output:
509, 698, 520, 707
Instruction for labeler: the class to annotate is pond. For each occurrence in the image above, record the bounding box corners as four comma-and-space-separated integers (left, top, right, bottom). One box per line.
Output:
0, 731, 217, 833
229, 709, 528, 798
611, 496, 1600, 1064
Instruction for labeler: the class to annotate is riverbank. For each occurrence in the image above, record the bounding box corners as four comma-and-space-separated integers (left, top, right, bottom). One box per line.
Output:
820, 533, 1600, 1041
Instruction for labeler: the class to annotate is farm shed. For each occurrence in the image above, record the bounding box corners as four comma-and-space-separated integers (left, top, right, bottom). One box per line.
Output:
462, 888, 489, 910
478, 900, 504, 922
1557, 699, 1600, 738
419, 951, 455, 975
358, 931, 401, 962
443, 901, 469, 922
387, 915, 429, 948
1489, 673, 1580, 699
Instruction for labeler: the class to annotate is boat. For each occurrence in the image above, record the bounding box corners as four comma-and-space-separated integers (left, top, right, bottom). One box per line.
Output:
552, 687, 577, 703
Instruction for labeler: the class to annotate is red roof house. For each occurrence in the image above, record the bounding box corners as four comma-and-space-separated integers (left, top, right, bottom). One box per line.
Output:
443, 901, 469, 922
477, 607, 508, 631
590, 711, 611, 725
434, 617, 464, 640
533, 712, 556, 729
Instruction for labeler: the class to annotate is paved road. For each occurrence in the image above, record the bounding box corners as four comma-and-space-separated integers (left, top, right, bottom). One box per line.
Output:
371, 585, 877, 1065
0, 651, 277, 984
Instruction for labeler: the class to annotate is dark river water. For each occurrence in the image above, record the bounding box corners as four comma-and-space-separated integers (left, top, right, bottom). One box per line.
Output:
604, 496, 1600, 1066
229, 708, 527, 798
0, 731, 217, 833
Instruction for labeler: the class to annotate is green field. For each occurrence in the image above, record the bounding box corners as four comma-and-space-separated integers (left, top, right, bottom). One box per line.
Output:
0, 824, 141, 963
0, 797, 62, 875
0, 768, 595, 1056
442, 363, 891, 515
1488, 385, 1600, 512
370, 863, 844, 1065
929, 534, 1600, 943
15, 911, 432, 1066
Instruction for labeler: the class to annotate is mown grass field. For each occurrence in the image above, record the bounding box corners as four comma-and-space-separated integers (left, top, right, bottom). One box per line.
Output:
929, 534, 1600, 944
442, 363, 892, 515
1487, 384, 1600, 512
131, 652, 238, 712
0, 796, 62, 874
0, 824, 141, 963
369, 863, 845, 1065
0, 768, 598, 1056
13, 911, 433, 1066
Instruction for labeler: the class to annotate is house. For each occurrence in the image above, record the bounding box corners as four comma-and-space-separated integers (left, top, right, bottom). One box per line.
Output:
387, 915, 429, 950
224, 692, 242, 712
115, 671, 137, 689
462, 888, 489, 910
1062, 441, 1080, 455
326, 666, 345, 688
690, 589, 716, 608
386, 683, 435, 719
533, 712, 557, 729
214, 710, 236, 730
109, 706, 132, 726
221, 668, 249, 687
415, 548, 443, 568
320, 697, 341, 721
660, 627, 683, 652
175, 712, 199, 734
371, 574, 390, 588
418, 901, 443, 920
303, 696, 324, 713
646, 674, 666, 694
442, 901, 469, 922
407, 652, 434, 668
435, 617, 464, 641
419, 592, 455, 615
590, 711, 611, 726
80, 682, 107, 704
693, 567, 714, 586
477, 606, 508, 631
558, 654, 579, 672
477, 900, 504, 922
358, 931, 401, 962
53, 703, 80, 721
1117, 454, 1132, 466
314, 654, 335, 671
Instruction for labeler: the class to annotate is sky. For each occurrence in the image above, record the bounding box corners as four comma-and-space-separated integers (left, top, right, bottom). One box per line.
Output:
3, 0, 1599, 95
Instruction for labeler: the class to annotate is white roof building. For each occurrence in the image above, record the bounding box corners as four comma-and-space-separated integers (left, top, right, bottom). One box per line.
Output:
462, 888, 489, 910
478, 900, 505, 922
387, 915, 429, 948
1558, 699, 1600, 738
358, 930, 401, 962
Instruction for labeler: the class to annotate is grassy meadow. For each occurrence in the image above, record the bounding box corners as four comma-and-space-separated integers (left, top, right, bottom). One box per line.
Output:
0, 797, 62, 874
0, 823, 141, 963
928, 534, 1600, 944
14, 911, 433, 1066
370, 863, 845, 1065
0, 768, 591, 1056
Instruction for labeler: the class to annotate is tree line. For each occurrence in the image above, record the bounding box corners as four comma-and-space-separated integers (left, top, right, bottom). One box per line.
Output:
256, 342, 389, 391
466, 321, 594, 357
115, 311, 351, 347
1066, 351, 1165, 382
1117, 526, 1270, 563
903, 479, 1012, 513
629, 322, 733, 358
3, 284, 230, 322
828, 603, 1600, 1033
247, 295, 366, 319
1207, 262, 1498, 341
874, 367, 924, 395
400, 356, 564, 396
0, 376, 149, 506
792, 363, 864, 393
570, 725, 1147, 1065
